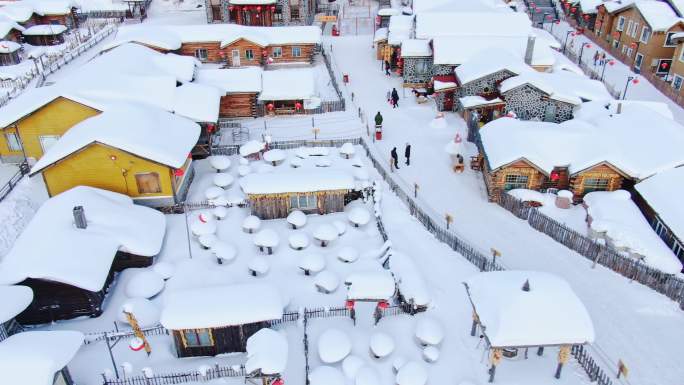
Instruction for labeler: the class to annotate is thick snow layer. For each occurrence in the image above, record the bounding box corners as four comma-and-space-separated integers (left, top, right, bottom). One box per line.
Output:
125, 270, 165, 299
23, 24, 67, 35
314, 270, 339, 293
92, 44, 199, 83
432, 36, 555, 67
287, 210, 307, 228
249, 256, 270, 275
289, 232, 310, 249
299, 253, 325, 273
414, 317, 444, 346
415, 12, 530, 39
212, 240, 237, 262
0, 40, 21, 54
255, 229, 280, 248
310, 365, 345, 385
480, 108, 684, 179
259, 68, 315, 101
152, 262, 175, 279
630, 1, 683, 31
340, 142, 356, 157
401, 39, 432, 57
342, 355, 364, 379
465, 270, 595, 347
191, 213, 218, 236
0, 4, 34, 22
387, 15, 413, 45
209, 155, 232, 171
0, 285, 32, 323
240, 140, 266, 157
374, 27, 388, 42
355, 366, 380, 385
635, 167, 684, 242
0, 187, 165, 292
205, 187, 224, 200
422, 346, 439, 363
454, 49, 531, 86
457, 96, 501, 110
0, 330, 84, 385
389, 251, 431, 306
214, 173, 235, 188
240, 170, 355, 194
196, 67, 263, 94
337, 246, 359, 263
499, 70, 612, 105
574, 100, 674, 121
370, 332, 395, 358
345, 270, 396, 300
118, 298, 160, 327
584, 190, 683, 274
333, 220, 347, 235
314, 224, 339, 243
396, 361, 428, 385
213, 206, 229, 220
264, 149, 287, 163
318, 328, 352, 363
173, 82, 221, 123
31, 103, 200, 174
348, 207, 371, 226
245, 328, 288, 375
160, 283, 283, 329
243, 215, 262, 231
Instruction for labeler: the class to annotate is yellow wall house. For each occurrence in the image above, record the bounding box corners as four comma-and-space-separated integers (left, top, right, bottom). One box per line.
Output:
29, 103, 201, 207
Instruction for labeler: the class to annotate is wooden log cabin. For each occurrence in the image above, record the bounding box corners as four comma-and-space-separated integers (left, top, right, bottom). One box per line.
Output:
0, 41, 23, 66
239, 169, 356, 219
0, 285, 32, 341
205, 0, 316, 25
226, 0, 277, 26
0, 186, 165, 324
196, 67, 262, 118
160, 283, 284, 357
258, 68, 315, 115
22, 24, 67, 46
0, 4, 38, 28
28, 104, 200, 207
0, 20, 24, 43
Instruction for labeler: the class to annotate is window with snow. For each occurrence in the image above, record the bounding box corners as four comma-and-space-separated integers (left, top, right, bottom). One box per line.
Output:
246, 49, 254, 60
195, 48, 208, 61
503, 174, 529, 191
183, 329, 213, 347
135, 172, 162, 194
272, 47, 283, 58
582, 177, 610, 193
292, 46, 302, 57
290, 194, 318, 209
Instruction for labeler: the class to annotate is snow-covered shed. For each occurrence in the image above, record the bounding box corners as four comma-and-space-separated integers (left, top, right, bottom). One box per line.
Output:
22, 24, 67, 45
389, 251, 431, 311
0, 285, 32, 341
400, 39, 433, 86
345, 267, 396, 302
0, 19, 24, 43
0, 330, 84, 385
0, 3, 36, 25
0, 40, 22, 66
258, 68, 315, 113
634, 167, 684, 263
464, 271, 594, 381
160, 283, 284, 357
240, 170, 356, 219
29, 103, 200, 206
584, 190, 683, 274
196, 67, 263, 118
0, 186, 165, 324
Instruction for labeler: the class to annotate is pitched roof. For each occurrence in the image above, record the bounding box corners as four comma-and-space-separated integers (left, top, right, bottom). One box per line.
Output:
635, 167, 684, 242
500, 71, 612, 104
454, 49, 532, 85
415, 12, 531, 39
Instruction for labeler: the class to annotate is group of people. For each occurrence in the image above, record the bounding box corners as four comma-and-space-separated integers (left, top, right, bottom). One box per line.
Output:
593, 51, 608, 67
391, 144, 411, 169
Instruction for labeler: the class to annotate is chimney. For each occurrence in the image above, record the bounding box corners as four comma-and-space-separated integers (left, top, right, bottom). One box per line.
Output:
616, 102, 622, 114
524, 35, 536, 65
73, 206, 87, 229
522, 279, 531, 292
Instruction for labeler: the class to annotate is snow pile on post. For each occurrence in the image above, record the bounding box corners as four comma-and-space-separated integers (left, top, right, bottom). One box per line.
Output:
370, 332, 395, 358
245, 328, 288, 375
299, 253, 325, 275
289, 232, 310, 250
0, 285, 32, 323
209, 156, 232, 172
348, 207, 371, 227
342, 355, 364, 379
314, 270, 339, 293
214, 173, 235, 188
318, 328, 352, 363
241, 170, 355, 195
125, 270, 165, 299
464, 271, 595, 347
345, 270, 396, 301
0, 187, 165, 292
415, 317, 444, 346
396, 361, 428, 385
263, 149, 287, 165
259, 68, 315, 101
313, 224, 339, 246
310, 365, 346, 385
584, 190, 683, 274
389, 252, 431, 307
160, 283, 283, 329
287, 210, 307, 229
240, 140, 266, 157
0, 330, 84, 385
243, 215, 262, 233
255, 229, 280, 253
118, 298, 160, 328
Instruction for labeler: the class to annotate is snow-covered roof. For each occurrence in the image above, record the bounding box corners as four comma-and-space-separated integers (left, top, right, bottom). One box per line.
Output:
500, 71, 612, 105
412, 0, 511, 13
531, 27, 562, 49
401, 39, 432, 57
415, 12, 531, 39
240, 170, 355, 195
432, 36, 555, 67
0, 40, 21, 53
433, 80, 456, 91
389, 252, 431, 306
378, 7, 399, 16
612, 1, 684, 31
574, 100, 674, 121
0, 187, 166, 292
573, 0, 604, 14
0, 19, 24, 38
454, 49, 532, 85
0, 331, 84, 385
160, 283, 284, 329
345, 270, 396, 300
31, 103, 200, 173
245, 328, 288, 375
388, 14, 413, 45
635, 167, 684, 242
480, 107, 684, 179
465, 271, 595, 347
0, 285, 32, 323
22, 23, 66, 35
23, 0, 77, 15
374, 27, 388, 42
196, 67, 263, 93
584, 190, 683, 273
77, 0, 127, 12
458, 96, 504, 109
259, 68, 315, 101
0, 4, 35, 22
173, 82, 221, 123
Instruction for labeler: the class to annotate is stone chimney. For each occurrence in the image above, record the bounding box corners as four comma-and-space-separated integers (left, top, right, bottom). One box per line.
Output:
524, 35, 536, 65
73, 206, 87, 229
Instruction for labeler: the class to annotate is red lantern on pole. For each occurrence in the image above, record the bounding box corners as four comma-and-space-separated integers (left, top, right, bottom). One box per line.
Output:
608, 60, 615, 66
632, 78, 639, 84
174, 168, 185, 177
345, 300, 355, 310
272, 379, 284, 385
295, 102, 302, 111
206, 123, 215, 133
550, 170, 560, 181
267, 103, 274, 111
377, 300, 389, 309
256, 5, 261, 11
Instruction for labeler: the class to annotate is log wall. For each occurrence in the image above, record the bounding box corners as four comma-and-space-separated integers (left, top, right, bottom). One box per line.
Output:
219, 93, 257, 118
173, 321, 269, 358
249, 190, 348, 219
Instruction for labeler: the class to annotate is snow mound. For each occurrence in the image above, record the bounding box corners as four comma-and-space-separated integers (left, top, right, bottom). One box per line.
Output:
355, 366, 380, 385
287, 210, 307, 229
257, 163, 275, 173
125, 270, 165, 299
290, 157, 303, 168
314, 270, 339, 293
340, 143, 355, 158
314, 224, 339, 246
209, 155, 231, 171
212, 240, 237, 263
333, 220, 347, 235
255, 229, 280, 248
296, 146, 329, 158
213, 206, 228, 220
337, 247, 359, 263
246, 328, 288, 375
198, 233, 218, 249
213, 173, 234, 188
348, 207, 371, 227
396, 361, 428, 385
345, 270, 396, 300
353, 168, 369, 181
238, 164, 252, 176
289, 232, 310, 250
227, 191, 246, 205
415, 317, 444, 346
444, 140, 462, 156
240, 140, 266, 157
422, 346, 439, 363
392, 356, 407, 373
263, 149, 286, 165
370, 332, 395, 358
118, 298, 160, 327
430, 116, 447, 129
152, 262, 175, 280
310, 366, 345, 385
316, 157, 332, 167
205, 186, 224, 200
352, 157, 364, 168
318, 328, 352, 363
0, 285, 32, 323
342, 355, 364, 379
243, 215, 262, 233
239, 157, 249, 165
248, 256, 270, 276
299, 253, 326, 275
191, 213, 217, 236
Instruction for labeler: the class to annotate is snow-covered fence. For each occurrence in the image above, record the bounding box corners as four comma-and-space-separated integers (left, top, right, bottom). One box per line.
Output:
571, 345, 613, 385
498, 192, 684, 310
211, 137, 361, 156
268, 310, 301, 327
103, 364, 247, 385
373, 303, 420, 325
320, 46, 344, 102
0, 162, 29, 204
305, 306, 354, 321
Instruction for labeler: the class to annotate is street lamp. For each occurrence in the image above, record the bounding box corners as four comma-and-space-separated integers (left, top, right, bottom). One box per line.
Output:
601, 59, 615, 82
563, 30, 574, 54
578, 42, 592, 65
622, 76, 639, 99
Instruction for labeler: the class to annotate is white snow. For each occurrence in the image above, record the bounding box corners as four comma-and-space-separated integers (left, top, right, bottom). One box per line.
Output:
457, 96, 504, 109
22, 24, 67, 36
318, 328, 352, 363
0, 186, 165, 292
0, 4, 34, 23
422, 346, 439, 363
310, 365, 345, 385
348, 207, 371, 227
454, 49, 531, 86
387, 15, 413, 46
173, 82, 221, 123
414, 317, 444, 346
287, 210, 307, 228
238, 164, 252, 176
499, 70, 612, 104
584, 190, 683, 274
415, 12, 531, 39
313, 223, 339, 244
31, 103, 200, 174
211, 240, 237, 263
199, 233, 218, 249
259, 68, 316, 101
151, 262, 175, 279
635, 166, 684, 242
389, 251, 431, 307
299, 253, 325, 274
213, 173, 235, 188
191, 213, 218, 236
333, 220, 347, 235
125, 270, 165, 299
245, 328, 288, 375
465, 270, 595, 347
196, 67, 263, 94
249, 256, 270, 275
243, 215, 262, 232
209, 155, 232, 172
118, 298, 160, 327
337, 246, 359, 263
396, 361, 428, 385
628, 1, 683, 32
240, 140, 266, 157
355, 366, 380, 385
432, 36, 555, 67
0, 40, 21, 54
255, 229, 280, 248
369, 332, 395, 358
342, 355, 364, 379
289, 231, 310, 250
345, 270, 396, 300
263, 149, 287, 164
240, 170, 355, 195
205, 186, 224, 200
373, 27, 388, 43
0, 285, 32, 323
314, 270, 339, 293
400, 39, 432, 57
0, 330, 84, 385
433, 80, 457, 91
340, 142, 356, 158
160, 283, 283, 329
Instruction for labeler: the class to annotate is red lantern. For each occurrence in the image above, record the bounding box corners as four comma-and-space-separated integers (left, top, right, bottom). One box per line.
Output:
632, 78, 639, 84
295, 102, 302, 111
174, 168, 185, 177
267, 103, 275, 111
661, 62, 670, 69
608, 60, 615, 66
564, 2, 570, 9
550, 171, 560, 181
272, 379, 284, 385
206, 123, 215, 133
555, 20, 560, 24
612, 31, 620, 39
630, 42, 637, 49
256, 5, 261, 11
583, 14, 590, 20
377, 300, 389, 309
199, 213, 208, 223
345, 300, 355, 310
228, 5, 234, 11
570, 7, 577, 13
270, 5, 276, 12
129, 337, 145, 351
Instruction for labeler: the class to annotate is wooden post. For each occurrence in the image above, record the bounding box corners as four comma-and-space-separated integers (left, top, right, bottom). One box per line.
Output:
555, 345, 570, 379
124, 311, 151, 356
488, 348, 502, 383
414, 182, 419, 198
491, 248, 501, 265
445, 214, 453, 230
470, 311, 478, 336
537, 346, 544, 356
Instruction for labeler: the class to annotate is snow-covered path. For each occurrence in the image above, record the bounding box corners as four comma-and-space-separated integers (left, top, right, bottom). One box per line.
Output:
327, 35, 684, 385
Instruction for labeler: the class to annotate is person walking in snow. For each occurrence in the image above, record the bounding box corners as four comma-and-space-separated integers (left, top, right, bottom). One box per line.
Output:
404, 143, 411, 166
375, 111, 383, 127
593, 51, 600, 66
384, 60, 391, 76
391, 88, 399, 108
391, 147, 399, 169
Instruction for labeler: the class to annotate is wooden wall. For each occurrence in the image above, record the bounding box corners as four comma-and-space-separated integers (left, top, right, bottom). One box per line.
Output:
112, 251, 154, 272
179, 41, 316, 65
266, 44, 316, 64
173, 322, 269, 358
485, 159, 545, 202
179, 42, 223, 63
219, 93, 257, 118
222, 38, 264, 66
248, 191, 348, 219
569, 163, 624, 199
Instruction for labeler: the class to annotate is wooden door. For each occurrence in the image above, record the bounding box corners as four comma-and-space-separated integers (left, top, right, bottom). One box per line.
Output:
135, 172, 162, 194
232, 49, 240, 67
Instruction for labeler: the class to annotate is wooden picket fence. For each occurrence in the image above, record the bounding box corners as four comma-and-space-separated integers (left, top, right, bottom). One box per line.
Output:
103, 365, 248, 385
